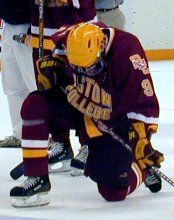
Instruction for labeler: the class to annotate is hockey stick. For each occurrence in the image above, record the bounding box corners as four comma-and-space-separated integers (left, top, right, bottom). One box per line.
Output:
39, 0, 44, 58
150, 167, 174, 187
10, 162, 23, 180
97, 120, 174, 188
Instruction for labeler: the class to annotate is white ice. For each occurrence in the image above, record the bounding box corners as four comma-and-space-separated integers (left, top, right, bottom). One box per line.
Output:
0, 60, 174, 220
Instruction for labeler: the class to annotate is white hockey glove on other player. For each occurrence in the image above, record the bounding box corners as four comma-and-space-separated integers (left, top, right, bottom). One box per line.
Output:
128, 121, 164, 170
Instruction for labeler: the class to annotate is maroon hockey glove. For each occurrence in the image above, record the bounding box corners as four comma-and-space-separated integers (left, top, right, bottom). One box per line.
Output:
128, 122, 164, 170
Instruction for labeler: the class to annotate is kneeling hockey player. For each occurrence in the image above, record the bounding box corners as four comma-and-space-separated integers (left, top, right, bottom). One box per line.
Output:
10, 22, 164, 207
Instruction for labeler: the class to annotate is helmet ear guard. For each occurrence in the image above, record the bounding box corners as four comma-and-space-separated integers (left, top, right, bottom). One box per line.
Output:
66, 23, 108, 70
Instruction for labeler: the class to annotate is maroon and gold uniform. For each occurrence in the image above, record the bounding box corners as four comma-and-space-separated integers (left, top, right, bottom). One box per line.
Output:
51, 22, 159, 129
12, 22, 163, 204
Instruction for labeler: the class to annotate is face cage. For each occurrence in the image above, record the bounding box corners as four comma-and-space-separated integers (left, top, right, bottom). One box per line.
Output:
70, 59, 105, 77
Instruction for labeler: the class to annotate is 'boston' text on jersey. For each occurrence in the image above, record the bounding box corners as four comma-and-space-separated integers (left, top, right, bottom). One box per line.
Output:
66, 75, 112, 121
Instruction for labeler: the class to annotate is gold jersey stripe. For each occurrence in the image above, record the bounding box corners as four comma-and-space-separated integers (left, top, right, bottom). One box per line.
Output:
84, 115, 103, 138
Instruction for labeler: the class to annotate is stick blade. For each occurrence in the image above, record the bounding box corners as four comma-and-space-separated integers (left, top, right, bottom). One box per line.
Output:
10, 162, 23, 180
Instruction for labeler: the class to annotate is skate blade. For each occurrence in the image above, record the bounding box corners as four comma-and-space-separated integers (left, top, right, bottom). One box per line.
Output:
48, 159, 71, 173
11, 192, 50, 208
71, 168, 84, 177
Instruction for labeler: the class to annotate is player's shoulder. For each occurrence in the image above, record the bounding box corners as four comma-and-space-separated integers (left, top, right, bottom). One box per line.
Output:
51, 25, 72, 47
113, 29, 143, 55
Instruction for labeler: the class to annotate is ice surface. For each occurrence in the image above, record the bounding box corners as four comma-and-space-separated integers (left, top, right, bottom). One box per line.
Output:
0, 61, 174, 220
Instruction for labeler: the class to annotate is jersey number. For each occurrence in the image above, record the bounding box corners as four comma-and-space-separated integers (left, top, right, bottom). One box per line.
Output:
141, 79, 154, 96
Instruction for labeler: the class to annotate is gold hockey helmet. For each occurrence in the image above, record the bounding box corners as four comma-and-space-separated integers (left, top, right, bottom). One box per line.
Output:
66, 23, 107, 68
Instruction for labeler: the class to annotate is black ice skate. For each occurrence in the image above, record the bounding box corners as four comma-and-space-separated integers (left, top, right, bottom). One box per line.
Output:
144, 169, 162, 193
70, 145, 88, 176
10, 175, 51, 208
48, 139, 74, 173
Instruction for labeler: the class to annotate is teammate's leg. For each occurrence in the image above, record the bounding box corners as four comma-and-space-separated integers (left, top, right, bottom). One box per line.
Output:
10, 87, 76, 207
10, 92, 51, 207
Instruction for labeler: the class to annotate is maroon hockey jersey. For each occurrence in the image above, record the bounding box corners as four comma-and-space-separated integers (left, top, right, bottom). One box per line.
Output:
51, 22, 159, 137
31, 0, 97, 51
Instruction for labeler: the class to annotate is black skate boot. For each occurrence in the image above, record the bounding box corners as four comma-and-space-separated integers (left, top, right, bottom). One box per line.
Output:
10, 175, 51, 207
70, 145, 88, 176
144, 169, 162, 193
48, 139, 74, 173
